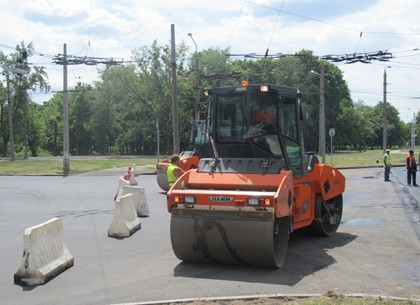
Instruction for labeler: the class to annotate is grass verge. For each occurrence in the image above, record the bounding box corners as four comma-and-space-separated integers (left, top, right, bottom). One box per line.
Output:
0, 156, 157, 175
0, 148, 415, 175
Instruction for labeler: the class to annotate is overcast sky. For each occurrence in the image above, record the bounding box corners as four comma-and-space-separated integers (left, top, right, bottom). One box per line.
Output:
1, 0, 419, 123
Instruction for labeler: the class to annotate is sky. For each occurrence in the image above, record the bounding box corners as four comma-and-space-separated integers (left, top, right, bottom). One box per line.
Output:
1, 0, 420, 123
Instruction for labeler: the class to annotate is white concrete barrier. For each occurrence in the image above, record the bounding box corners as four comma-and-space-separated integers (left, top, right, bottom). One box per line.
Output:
108, 193, 141, 238
122, 185, 150, 217
14, 218, 74, 286
114, 177, 129, 202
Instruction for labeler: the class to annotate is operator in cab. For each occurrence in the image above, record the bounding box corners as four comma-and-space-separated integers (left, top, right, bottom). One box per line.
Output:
167, 154, 185, 188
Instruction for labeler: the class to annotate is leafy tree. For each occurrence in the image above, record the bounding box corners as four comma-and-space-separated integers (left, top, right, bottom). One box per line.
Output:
371, 102, 405, 149
12, 41, 413, 158
27, 103, 46, 156
0, 42, 49, 159
69, 83, 94, 155
38, 94, 63, 156
88, 71, 118, 154
130, 40, 190, 154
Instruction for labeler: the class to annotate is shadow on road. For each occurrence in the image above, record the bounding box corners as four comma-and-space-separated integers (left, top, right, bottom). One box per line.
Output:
173, 232, 357, 286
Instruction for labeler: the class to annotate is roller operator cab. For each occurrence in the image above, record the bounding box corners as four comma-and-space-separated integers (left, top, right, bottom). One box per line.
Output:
167, 82, 345, 268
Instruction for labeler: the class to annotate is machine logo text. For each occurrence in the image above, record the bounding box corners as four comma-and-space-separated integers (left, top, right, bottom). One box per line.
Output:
209, 196, 234, 203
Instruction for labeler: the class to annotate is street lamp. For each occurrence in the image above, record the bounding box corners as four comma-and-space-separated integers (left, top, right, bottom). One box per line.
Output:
383, 66, 391, 153
311, 68, 326, 163
188, 33, 200, 120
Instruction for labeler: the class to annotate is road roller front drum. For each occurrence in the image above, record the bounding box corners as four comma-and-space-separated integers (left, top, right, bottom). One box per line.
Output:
170, 208, 290, 268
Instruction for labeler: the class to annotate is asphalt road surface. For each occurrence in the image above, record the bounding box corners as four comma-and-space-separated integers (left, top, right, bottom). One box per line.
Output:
0, 166, 419, 305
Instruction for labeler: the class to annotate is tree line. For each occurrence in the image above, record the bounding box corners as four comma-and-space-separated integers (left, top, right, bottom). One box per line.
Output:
1, 41, 418, 159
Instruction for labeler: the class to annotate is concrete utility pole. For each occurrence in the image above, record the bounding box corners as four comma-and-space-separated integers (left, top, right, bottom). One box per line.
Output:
408, 109, 416, 149
170, 24, 180, 154
319, 67, 326, 164
411, 112, 416, 149
188, 33, 200, 120
383, 66, 391, 154
311, 68, 326, 163
63, 43, 70, 176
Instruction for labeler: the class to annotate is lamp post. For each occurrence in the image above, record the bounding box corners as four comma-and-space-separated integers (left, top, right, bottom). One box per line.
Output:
311, 68, 326, 163
188, 33, 200, 120
383, 66, 391, 153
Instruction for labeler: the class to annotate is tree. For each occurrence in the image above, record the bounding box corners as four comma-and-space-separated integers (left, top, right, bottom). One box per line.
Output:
39, 94, 63, 156
335, 101, 375, 150
69, 83, 94, 155
371, 102, 405, 149
130, 40, 191, 154
27, 103, 46, 156
0, 41, 49, 159
15, 41, 413, 157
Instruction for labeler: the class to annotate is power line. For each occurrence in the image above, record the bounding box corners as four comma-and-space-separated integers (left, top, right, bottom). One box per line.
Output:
321, 50, 393, 64
243, 0, 420, 36
52, 54, 125, 66
267, 0, 284, 52
229, 50, 393, 63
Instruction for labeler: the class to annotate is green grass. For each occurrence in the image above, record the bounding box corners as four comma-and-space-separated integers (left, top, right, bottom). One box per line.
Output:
325, 149, 409, 168
0, 156, 158, 175
0, 148, 416, 175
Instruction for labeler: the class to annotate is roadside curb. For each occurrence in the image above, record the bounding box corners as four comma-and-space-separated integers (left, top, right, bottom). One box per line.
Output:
110, 292, 420, 305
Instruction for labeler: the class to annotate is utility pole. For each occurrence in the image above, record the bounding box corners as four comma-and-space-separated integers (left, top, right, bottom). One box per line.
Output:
52, 45, 125, 175
188, 33, 200, 120
311, 68, 326, 163
408, 109, 416, 149
319, 67, 326, 164
383, 66, 390, 153
170, 24, 180, 154
63, 43, 70, 176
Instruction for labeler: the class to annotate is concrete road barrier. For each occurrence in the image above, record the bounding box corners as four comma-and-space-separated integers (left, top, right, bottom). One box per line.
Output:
114, 177, 130, 201
123, 185, 150, 217
14, 217, 74, 286
108, 193, 141, 238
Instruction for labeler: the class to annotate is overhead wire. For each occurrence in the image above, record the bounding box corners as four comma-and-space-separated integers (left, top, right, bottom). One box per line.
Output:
266, 0, 285, 55
244, 0, 420, 37
228, 0, 246, 47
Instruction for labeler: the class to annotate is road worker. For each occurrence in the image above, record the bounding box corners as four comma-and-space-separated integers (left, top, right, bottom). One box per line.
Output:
167, 154, 185, 188
406, 149, 418, 186
383, 149, 392, 182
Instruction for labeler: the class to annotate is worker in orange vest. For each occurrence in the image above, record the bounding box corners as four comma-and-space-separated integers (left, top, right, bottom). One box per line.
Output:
406, 149, 418, 186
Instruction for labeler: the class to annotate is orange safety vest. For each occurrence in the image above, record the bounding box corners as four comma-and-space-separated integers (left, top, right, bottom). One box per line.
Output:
406, 155, 415, 169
